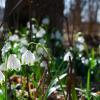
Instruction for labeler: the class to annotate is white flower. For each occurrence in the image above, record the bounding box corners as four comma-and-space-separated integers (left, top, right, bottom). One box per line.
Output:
0, 26, 3, 32
81, 57, 89, 65
22, 50, 35, 65
20, 47, 27, 54
2, 42, 11, 56
0, 63, 6, 71
9, 34, 19, 42
32, 25, 37, 33
7, 54, 21, 70
42, 17, 50, 25
39, 39, 46, 45
36, 27, 46, 38
15, 30, 19, 34
20, 38, 28, 46
40, 61, 47, 69
27, 21, 30, 28
76, 44, 85, 52
64, 51, 73, 61
0, 71, 5, 83
77, 36, 85, 44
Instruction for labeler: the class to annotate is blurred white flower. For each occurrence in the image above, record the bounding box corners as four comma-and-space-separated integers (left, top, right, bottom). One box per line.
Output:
42, 17, 50, 25
32, 25, 37, 33
0, 71, 5, 83
9, 34, 19, 42
26, 30, 30, 34
0, 26, 3, 32
76, 44, 85, 52
39, 39, 46, 45
13, 43, 19, 48
22, 50, 35, 65
27, 21, 30, 29
20, 47, 27, 54
0, 89, 3, 94
40, 61, 47, 69
2, 42, 11, 56
20, 38, 28, 46
64, 51, 73, 61
36, 27, 46, 38
81, 57, 89, 65
77, 36, 85, 44
15, 30, 19, 34
55, 30, 62, 40
7, 54, 21, 70
0, 63, 6, 71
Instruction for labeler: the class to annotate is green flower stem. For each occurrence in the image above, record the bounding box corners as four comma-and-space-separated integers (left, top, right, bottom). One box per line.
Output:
57, 76, 66, 99
26, 65, 31, 100
87, 69, 91, 100
5, 71, 7, 100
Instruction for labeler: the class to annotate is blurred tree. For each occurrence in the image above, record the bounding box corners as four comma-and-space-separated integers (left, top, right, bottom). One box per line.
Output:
3, 0, 64, 31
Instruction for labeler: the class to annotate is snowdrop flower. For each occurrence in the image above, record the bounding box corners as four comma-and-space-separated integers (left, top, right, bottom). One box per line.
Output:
22, 50, 35, 65
27, 21, 30, 29
77, 36, 85, 44
2, 42, 11, 56
81, 57, 89, 65
40, 61, 47, 69
0, 71, 5, 83
64, 51, 73, 61
15, 30, 19, 34
42, 17, 50, 25
7, 54, 21, 70
39, 39, 46, 45
36, 27, 46, 38
20, 38, 28, 46
76, 44, 85, 52
20, 47, 27, 54
9, 34, 19, 42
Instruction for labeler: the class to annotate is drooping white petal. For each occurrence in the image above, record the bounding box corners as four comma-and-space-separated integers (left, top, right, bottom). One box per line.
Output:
64, 51, 73, 61
7, 54, 21, 70
77, 36, 85, 44
20, 47, 28, 54
20, 38, 28, 46
2, 42, 11, 56
22, 50, 35, 65
76, 44, 85, 52
36, 27, 46, 38
9, 34, 19, 42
